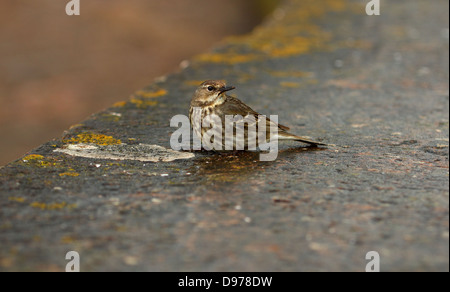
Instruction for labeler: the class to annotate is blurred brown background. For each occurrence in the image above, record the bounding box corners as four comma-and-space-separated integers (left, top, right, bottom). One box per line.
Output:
0, 0, 277, 166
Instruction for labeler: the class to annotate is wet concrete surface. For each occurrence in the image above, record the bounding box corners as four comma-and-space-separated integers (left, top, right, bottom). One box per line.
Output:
0, 0, 448, 271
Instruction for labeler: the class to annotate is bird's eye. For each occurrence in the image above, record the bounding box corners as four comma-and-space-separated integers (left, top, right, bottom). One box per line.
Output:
207, 86, 214, 92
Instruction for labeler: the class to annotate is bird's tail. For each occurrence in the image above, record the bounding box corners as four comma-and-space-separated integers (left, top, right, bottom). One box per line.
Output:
277, 132, 327, 146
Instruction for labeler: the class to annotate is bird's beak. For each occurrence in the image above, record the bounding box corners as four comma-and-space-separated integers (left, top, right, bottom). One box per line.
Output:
219, 86, 235, 94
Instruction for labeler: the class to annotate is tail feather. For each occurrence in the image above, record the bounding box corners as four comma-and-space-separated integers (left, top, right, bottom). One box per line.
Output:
277, 132, 327, 146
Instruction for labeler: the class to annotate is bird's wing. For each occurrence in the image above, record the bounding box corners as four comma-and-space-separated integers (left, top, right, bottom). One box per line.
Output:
223, 96, 291, 131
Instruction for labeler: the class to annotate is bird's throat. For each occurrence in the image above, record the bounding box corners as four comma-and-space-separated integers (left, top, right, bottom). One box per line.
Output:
199, 94, 226, 107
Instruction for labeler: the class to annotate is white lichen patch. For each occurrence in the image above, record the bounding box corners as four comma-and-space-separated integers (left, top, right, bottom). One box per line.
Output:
54, 143, 194, 162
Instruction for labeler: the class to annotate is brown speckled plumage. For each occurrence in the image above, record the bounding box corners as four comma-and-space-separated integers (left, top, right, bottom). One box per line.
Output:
189, 80, 326, 150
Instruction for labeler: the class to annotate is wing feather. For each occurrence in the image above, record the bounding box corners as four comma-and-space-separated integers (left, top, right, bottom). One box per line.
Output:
220, 96, 290, 131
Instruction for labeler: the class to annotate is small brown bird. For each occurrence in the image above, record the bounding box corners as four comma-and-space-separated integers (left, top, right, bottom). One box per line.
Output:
189, 80, 326, 150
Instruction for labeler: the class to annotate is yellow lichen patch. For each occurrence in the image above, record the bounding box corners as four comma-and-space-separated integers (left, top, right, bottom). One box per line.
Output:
113, 101, 127, 108
134, 89, 167, 98
306, 79, 319, 85
227, 23, 332, 58
21, 155, 58, 168
325, 0, 347, 12
130, 89, 164, 106
107, 162, 127, 167
219, 0, 361, 60
61, 236, 76, 244
195, 53, 259, 64
59, 172, 80, 177
8, 197, 26, 203
30, 202, 49, 210
130, 97, 158, 109
30, 201, 77, 210
63, 132, 122, 146
280, 82, 301, 88
274, 36, 322, 57
22, 154, 44, 161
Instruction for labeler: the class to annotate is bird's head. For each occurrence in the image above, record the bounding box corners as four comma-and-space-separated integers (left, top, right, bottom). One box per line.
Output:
192, 80, 235, 105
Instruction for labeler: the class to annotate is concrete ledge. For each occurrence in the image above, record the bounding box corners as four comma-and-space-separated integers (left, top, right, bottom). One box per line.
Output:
0, 0, 448, 271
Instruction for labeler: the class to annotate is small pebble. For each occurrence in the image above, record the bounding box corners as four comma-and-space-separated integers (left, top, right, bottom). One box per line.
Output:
124, 256, 139, 266
152, 198, 162, 204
